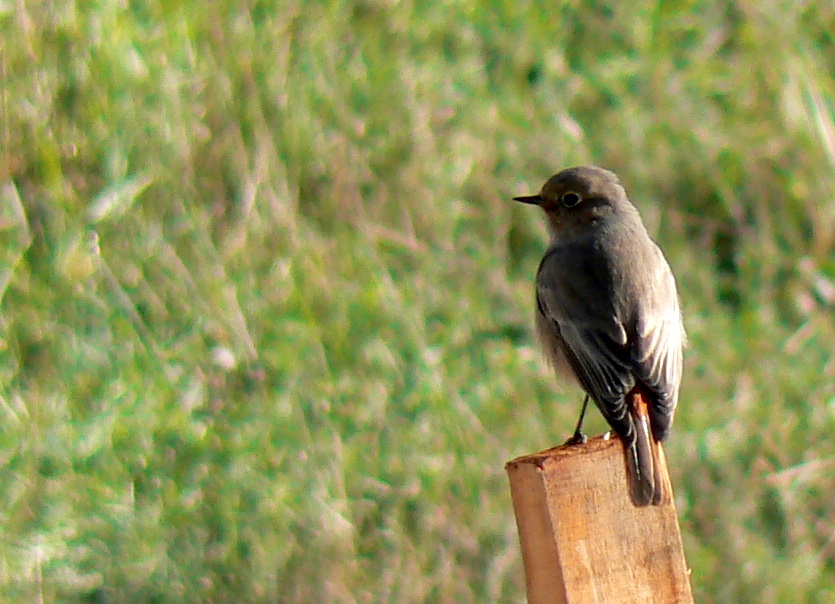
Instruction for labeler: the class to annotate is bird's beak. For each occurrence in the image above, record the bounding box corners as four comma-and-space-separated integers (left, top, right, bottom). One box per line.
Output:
513, 194, 543, 205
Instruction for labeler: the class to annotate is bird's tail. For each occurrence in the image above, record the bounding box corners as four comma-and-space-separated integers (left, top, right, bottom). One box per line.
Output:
625, 388, 668, 507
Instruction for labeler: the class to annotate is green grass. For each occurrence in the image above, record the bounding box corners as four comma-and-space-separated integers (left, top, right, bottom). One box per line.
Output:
2, 1, 835, 602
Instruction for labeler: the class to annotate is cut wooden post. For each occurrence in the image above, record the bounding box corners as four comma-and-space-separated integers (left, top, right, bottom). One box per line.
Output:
506, 435, 694, 604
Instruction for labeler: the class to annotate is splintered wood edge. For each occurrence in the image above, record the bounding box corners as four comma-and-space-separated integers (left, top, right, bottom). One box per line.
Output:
505, 434, 618, 469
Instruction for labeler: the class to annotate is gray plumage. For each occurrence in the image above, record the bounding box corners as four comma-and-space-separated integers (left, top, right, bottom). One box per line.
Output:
515, 166, 685, 506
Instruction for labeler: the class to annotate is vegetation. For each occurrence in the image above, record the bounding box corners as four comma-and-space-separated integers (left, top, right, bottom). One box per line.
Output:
2, 1, 834, 602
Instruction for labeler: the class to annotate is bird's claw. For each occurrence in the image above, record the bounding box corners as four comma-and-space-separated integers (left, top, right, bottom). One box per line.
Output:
563, 431, 588, 446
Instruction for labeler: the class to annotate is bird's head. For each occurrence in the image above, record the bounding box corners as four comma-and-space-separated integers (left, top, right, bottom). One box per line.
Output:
514, 166, 632, 236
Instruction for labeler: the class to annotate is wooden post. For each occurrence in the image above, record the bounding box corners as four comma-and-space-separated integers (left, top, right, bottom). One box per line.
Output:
505, 435, 694, 604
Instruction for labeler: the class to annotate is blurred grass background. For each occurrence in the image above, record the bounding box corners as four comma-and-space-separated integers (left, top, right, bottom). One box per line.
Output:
2, 1, 835, 602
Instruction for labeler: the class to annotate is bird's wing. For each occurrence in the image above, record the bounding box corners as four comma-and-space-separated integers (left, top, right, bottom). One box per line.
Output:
555, 318, 637, 438
536, 272, 637, 440
629, 261, 685, 441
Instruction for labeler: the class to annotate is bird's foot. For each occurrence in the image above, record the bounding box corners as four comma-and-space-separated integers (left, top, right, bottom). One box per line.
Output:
563, 431, 588, 446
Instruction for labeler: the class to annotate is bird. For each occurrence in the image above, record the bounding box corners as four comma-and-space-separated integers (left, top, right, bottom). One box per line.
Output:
514, 166, 685, 506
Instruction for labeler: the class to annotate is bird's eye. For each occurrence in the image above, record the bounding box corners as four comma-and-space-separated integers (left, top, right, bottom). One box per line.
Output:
561, 192, 582, 207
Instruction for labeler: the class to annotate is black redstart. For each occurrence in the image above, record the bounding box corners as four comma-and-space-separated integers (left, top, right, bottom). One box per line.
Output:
515, 166, 685, 506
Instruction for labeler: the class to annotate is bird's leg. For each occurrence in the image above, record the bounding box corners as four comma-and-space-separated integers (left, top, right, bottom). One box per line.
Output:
563, 394, 589, 445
